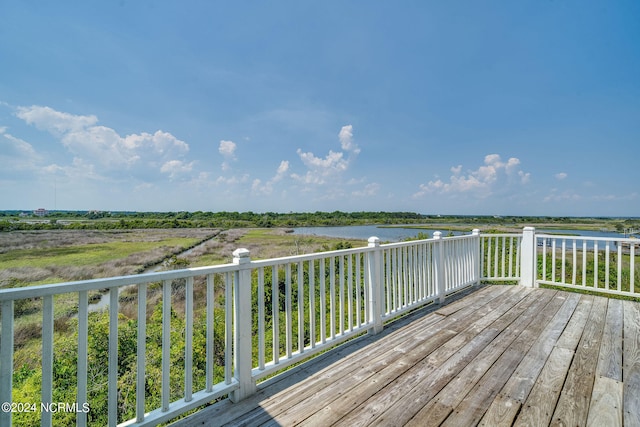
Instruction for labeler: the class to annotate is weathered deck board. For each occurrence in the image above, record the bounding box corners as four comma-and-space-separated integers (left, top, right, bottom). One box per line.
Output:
597, 298, 623, 381
336, 287, 533, 427
270, 286, 528, 427
551, 295, 607, 426
478, 292, 581, 426
586, 376, 623, 427
623, 300, 640, 427
513, 347, 575, 427
236, 285, 514, 427
403, 290, 557, 427
440, 291, 570, 427
170, 285, 640, 427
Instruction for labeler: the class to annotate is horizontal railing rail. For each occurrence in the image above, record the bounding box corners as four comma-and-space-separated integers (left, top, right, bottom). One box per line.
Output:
246, 231, 483, 384
535, 233, 639, 298
0, 230, 484, 426
8, 227, 637, 426
246, 246, 375, 382
1, 263, 240, 427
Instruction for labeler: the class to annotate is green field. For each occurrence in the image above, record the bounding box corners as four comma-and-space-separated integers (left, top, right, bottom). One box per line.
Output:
0, 238, 203, 269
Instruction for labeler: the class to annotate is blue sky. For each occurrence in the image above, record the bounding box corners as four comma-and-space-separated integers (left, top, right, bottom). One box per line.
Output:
1, 1, 638, 216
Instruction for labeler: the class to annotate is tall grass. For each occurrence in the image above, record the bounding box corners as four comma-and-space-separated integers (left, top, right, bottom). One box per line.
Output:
2, 228, 367, 425
0, 229, 219, 287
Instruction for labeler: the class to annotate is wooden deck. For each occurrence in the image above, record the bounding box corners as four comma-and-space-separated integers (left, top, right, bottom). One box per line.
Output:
173, 285, 640, 427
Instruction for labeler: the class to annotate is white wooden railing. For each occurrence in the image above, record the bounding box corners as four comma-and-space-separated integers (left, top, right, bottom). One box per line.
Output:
534, 231, 638, 297
1, 227, 638, 426
480, 232, 523, 282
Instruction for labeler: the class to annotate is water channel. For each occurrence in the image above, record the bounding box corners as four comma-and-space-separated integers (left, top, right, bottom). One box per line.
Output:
291, 225, 630, 242
86, 226, 631, 313
86, 233, 219, 313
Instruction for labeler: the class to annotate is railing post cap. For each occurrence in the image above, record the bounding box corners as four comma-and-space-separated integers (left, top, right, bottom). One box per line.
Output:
472, 229, 480, 235
368, 236, 380, 246
233, 248, 251, 264
523, 226, 535, 232
433, 231, 442, 239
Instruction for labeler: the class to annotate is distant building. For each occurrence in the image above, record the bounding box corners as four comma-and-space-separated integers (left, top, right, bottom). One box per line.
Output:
34, 208, 48, 217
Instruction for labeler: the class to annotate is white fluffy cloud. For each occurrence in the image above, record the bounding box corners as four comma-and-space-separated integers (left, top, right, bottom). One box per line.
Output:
555, 172, 568, 180
215, 174, 250, 186
287, 124, 381, 203
252, 160, 290, 195
1, 130, 37, 157
0, 127, 42, 174
41, 157, 104, 182
274, 160, 290, 182
16, 105, 98, 135
293, 124, 360, 186
6, 108, 381, 208
338, 125, 360, 154
219, 140, 236, 157
352, 182, 380, 197
293, 150, 348, 184
14, 105, 190, 177
1, 128, 38, 159
219, 140, 237, 171
160, 160, 194, 179
413, 154, 530, 199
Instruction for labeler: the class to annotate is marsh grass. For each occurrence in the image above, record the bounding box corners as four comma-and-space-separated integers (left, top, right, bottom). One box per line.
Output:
2, 227, 363, 335
3, 227, 370, 423
5, 223, 639, 424
0, 229, 220, 287
0, 239, 204, 269
236, 228, 365, 259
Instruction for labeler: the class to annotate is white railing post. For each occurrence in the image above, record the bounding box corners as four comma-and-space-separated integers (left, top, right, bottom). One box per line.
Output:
367, 237, 383, 334
231, 248, 257, 402
520, 227, 536, 287
434, 232, 445, 303
472, 229, 481, 286
0, 301, 14, 427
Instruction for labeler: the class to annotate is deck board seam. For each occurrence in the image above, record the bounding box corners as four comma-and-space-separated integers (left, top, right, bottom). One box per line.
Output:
168, 287, 640, 427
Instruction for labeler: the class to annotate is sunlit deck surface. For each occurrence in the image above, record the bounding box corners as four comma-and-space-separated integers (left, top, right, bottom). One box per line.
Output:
173, 285, 640, 427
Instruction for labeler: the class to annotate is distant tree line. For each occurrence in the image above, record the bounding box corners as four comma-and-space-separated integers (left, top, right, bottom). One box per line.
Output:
0, 210, 637, 232
0, 211, 427, 231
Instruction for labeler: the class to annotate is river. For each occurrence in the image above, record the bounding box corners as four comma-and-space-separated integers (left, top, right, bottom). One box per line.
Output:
85, 226, 627, 313
292, 225, 628, 242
